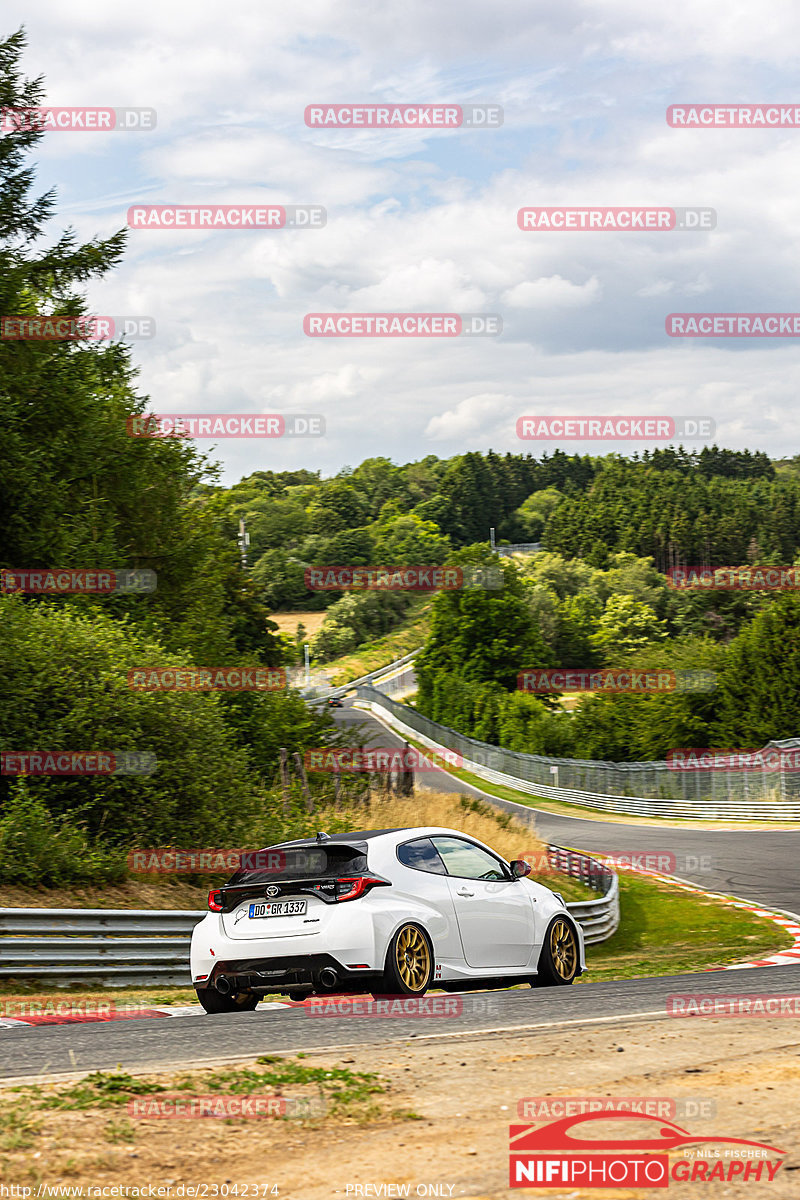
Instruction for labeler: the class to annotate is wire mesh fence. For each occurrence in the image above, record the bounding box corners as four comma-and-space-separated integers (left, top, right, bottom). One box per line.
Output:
355, 687, 800, 820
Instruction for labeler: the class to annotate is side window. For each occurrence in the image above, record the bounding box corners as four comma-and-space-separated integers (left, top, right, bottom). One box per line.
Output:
431, 836, 509, 881
396, 837, 447, 875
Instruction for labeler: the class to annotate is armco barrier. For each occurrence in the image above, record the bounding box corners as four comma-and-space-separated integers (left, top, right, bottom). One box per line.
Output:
0, 847, 617, 985
495, 542, 542, 557
0, 909, 205, 987
354, 688, 800, 821
330, 648, 419, 697
302, 649, 420, 701
545, 845, 619, 945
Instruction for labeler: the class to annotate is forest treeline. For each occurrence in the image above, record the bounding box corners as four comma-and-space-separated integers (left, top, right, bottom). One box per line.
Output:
3, 25, 797, 879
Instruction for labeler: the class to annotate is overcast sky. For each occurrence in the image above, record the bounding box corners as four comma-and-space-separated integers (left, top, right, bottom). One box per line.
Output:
14, 1, 800, 482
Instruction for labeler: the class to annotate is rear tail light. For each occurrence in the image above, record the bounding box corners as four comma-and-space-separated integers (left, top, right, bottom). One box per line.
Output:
208, 889, 224, 912
332, 876, 388, 902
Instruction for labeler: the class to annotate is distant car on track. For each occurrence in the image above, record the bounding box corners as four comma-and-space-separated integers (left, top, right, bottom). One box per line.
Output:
326, 697, 343, 707
191, 826, 585, 1013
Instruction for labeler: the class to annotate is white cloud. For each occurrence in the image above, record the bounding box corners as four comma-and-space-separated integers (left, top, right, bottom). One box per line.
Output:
8, 0, 800, 478
425, 394, 516, 440
503, 275, 601, 308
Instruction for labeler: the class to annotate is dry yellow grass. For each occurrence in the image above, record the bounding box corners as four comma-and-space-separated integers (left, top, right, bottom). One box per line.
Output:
340, 786, 545, 865
268, 611, 327, 637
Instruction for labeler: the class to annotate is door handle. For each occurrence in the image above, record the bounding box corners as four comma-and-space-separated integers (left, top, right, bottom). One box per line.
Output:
456, 888, 474, 897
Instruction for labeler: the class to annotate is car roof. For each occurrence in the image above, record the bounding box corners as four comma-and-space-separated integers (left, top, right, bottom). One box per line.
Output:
273, 826, 491, 849
274, 828, 405, 848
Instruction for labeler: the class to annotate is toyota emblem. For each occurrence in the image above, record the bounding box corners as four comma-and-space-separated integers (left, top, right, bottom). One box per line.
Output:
265, 885, 280, 898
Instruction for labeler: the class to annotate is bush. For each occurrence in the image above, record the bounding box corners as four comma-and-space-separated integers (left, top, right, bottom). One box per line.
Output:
310, 592, 412, 663
0, 597, 261, 847
0, 779, 126, 886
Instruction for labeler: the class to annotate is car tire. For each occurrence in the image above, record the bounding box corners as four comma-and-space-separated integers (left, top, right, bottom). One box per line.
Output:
533, 916, 579, 987
195, 986, 259, 1013
372, 923, 434, 996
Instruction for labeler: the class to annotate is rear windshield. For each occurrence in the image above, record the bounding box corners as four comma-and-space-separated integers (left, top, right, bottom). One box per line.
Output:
226, 844, 368, 886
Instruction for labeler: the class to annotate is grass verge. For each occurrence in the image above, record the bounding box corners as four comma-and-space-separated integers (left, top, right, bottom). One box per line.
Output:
0, 1058, 391, 1178
322, 598, 432, 686
577, 872, 792, 983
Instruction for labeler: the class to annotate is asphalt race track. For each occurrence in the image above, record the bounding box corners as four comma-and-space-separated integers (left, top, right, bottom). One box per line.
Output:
2, 966, 799, 1080
333, 703, 800, 918
3, 700, 797, 1083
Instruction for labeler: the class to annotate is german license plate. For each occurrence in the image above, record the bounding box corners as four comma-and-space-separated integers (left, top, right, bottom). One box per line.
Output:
248, 899, 307, 919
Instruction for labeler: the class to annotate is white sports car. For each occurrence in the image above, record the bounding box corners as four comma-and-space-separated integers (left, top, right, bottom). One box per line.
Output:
191, 825, 585, 1012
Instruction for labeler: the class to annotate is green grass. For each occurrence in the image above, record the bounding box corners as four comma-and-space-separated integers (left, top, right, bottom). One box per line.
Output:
323, 598, 432, 686
577, 872, 792, 982
103, 1117, 136, 1143
32, 1070, 167, 1110
3, 1059, 387, 1130
0, 1102, 40, 1151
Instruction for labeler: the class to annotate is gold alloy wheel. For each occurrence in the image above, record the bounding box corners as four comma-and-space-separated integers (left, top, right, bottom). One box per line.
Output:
394, 925, 431, 992
549, 918, 578, 980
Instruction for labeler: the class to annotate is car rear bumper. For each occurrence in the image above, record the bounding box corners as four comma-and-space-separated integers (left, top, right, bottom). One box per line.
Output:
196, 953, 383, 996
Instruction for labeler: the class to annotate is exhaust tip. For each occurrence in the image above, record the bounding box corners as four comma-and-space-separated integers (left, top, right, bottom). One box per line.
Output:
319, 967, 338, 989
214, 975, 232, 995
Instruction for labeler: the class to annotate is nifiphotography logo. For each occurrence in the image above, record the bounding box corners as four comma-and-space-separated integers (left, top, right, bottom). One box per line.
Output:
509, 1110, 785, 1187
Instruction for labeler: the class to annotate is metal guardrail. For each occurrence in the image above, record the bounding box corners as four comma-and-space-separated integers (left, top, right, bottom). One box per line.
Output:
0, 909, 205, 987
0, 846, 618, 985
329, 649, 420, 697
495, 542, 542, 557
302, 649, 420, 701
545, 845, 620, 945
356, 689, 800, 821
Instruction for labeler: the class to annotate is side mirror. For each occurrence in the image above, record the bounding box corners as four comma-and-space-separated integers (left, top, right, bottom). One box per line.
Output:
509, 859, 532, 879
